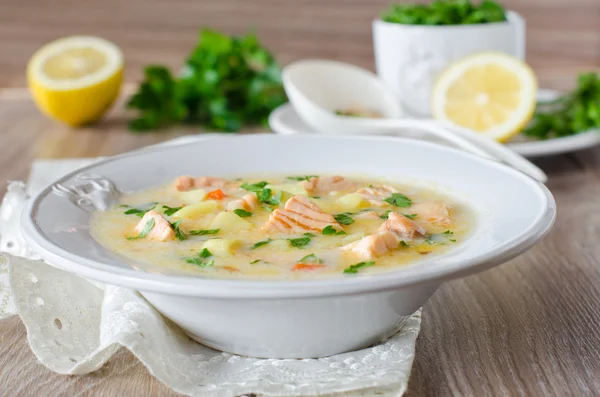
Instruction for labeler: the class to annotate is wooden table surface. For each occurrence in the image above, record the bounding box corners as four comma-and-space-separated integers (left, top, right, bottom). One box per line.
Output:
1, 0, 600, 396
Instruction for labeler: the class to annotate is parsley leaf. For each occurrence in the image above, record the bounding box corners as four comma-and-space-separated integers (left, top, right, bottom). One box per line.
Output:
403, 213, 418, 220
384, 193, 412, 208
381, 0, 506, 26
199, 248, 212, 258
170, 219, 187, 241
127, 218, 155, 240
122, 202, 158, 217
288, 233, 314, 248
183, 248, 214, 267
250, 259, 261, 264
380, 210, 393, 220
399, 240, 409, 248
162, 205, 183, 216
343, 261, 375, 274
298, 253, 322, 264
189, 228, 220, 235
286, 175, 318, 182
250, 238, 272, 250
240, 181, 269, 192
233, 209, 252, 218
322, 225, 347, 235
450, 239, 457, 243
128, 30, 287, 132
334, 213, 355, 225
443, 230, 454, 234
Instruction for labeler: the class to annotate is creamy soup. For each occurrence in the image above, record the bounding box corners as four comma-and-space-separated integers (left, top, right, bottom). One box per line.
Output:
90, 175, 474, 279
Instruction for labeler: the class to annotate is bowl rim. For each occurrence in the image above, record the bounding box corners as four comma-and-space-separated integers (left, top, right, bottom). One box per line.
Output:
21, 134, 556, 299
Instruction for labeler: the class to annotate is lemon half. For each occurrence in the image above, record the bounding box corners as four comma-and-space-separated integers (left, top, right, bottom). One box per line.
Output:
27, 36, 123, 126
432, 52, 537, 142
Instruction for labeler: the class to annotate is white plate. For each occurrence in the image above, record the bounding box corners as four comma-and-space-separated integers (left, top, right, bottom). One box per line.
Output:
21, 135, 556, 358
269, 89, 600, 158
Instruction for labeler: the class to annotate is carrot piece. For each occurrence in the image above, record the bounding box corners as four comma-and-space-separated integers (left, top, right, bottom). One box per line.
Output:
222, 266, 241, 273
206, 189, 227, 200
292, 263, 326, 271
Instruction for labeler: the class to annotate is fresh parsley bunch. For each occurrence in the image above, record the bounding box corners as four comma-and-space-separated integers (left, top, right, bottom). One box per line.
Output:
523, 72, 600, 140
127, 29, 287, 132
381, 0, 506, 25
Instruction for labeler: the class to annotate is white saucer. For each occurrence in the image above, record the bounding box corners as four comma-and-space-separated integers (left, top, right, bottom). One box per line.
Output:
269, 89, 600, 158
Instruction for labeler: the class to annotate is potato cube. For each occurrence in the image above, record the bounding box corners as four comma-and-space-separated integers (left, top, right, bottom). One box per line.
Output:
177, 189, 207, 204
203, 238, 241, 257
172, 200, 218, 219
210, 211, 252, 232
267, 183, 308, 196
336, 193, 368, 212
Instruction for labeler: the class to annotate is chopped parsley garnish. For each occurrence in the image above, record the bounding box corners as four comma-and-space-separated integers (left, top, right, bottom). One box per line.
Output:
443, 230, 454, 234
250, 259, 261, 265
286, 175, 318, 182
380, 210, 393, 220
288, 233, 315, 248
399, 240, 409, 247
384, 193, 412, 208
298, 253, 322, 264
240, 181, 269, 193
250, 238, 273, 249
425, 237, 436, 245
170, 219, 186, 241
233, 209, 252, 218
189, 228, 220, 235
184, 248, 214, 267
122, 202, 158, 217
322, 225, 347, 235
127, 218, 155, 240
334, 213, 355, 225
403, 213, 418, 220
450, 239, 457, 243
343, 261, 375, 274
162, 205, 183, 216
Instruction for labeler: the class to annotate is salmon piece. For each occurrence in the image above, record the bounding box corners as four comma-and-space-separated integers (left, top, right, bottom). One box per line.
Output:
263, 195, 338, 233
134, 210, 175, 241
378, 212, 426, 240
302, 176, 355, 195
354, 211, 380, 220
356, 185, 398, 206
411, 201, 453, 226
175, 176, 228, 192
227, 193, 259, 211
341, 231, 399, 260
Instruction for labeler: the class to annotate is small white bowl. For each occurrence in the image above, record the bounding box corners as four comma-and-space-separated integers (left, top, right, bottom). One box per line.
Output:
21, 135, 555, 358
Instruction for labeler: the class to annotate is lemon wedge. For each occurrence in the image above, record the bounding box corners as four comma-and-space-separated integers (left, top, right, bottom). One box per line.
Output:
27, 36, 123, 126
432, 52, 537, 142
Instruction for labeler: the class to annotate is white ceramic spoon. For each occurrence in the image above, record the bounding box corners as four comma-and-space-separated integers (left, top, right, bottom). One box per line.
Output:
282, 59, 548, 183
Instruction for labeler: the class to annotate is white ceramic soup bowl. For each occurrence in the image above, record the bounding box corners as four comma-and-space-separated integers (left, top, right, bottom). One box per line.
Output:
21, 135, 555, 359
373, 11, 525, 116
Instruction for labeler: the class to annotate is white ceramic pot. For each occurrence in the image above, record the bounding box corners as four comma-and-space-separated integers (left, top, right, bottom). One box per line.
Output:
21, 135, 555, 359
373, 11, 525, 117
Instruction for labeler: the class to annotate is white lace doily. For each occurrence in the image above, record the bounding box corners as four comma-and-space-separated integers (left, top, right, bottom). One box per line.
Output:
0, 156, 421, 397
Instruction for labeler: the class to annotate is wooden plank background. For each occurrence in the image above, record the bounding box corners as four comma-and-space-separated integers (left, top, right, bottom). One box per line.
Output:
1, 0, 600, 396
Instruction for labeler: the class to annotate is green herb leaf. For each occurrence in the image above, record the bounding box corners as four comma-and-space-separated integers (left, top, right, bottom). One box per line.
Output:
450, 239, 457, 243
322, 225, 347, 235
443, 230, 454, 234
399, 240, 409, 247
298, 253, 322, 264
334, 213, 355, 225
381, 0, 506, 26
170, 219, 187, 241
250, 259, 261, 264
384, 193, 412, 208
403, 213, 418, 220
184, 248, 214, 267
233, 209, 252, 218
199, 248, 213, 258
250, 238, 272, 249
286, 175, 318, 182
122, 202, 158, 217
380, 210, 393, 220
241, 181, 269, 192
127, 218, 155, 240
343, 261, 375, 274
189, 228, 220, 235
288, 233, 314, 248
128, 30, 287, 132
162, 205, 183, 216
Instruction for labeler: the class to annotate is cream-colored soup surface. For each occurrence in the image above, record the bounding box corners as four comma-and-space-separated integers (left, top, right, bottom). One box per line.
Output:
90, 175, 474, 279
